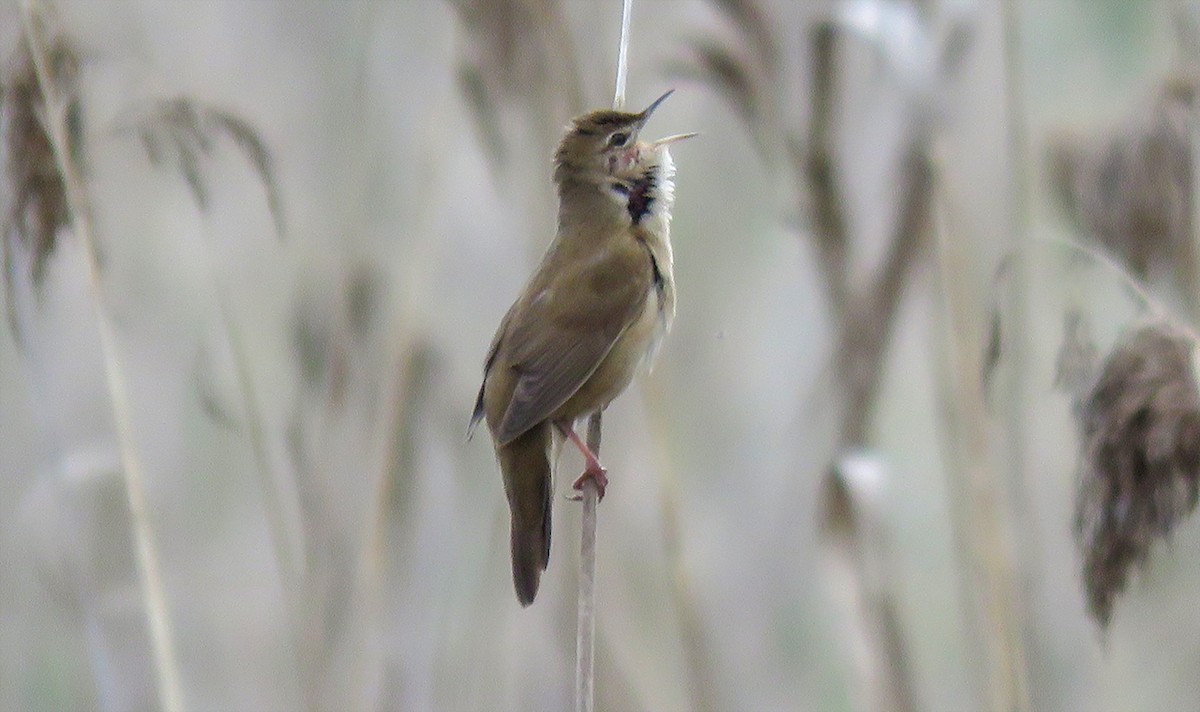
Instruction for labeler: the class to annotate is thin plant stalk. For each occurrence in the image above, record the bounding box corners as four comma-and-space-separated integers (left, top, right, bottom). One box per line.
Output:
929, 150, 1031, 712
354, 316, 425, 709
205, 262, 307, 595
196, 243, 310, 706
1036, 236, 1158, 315
577, 2, 634, 708
1189, 98, 1200, 321
612, 0, 632, 110
997, 0, 1042, 691
18, 4, 185, 712
576, 411, 601, 712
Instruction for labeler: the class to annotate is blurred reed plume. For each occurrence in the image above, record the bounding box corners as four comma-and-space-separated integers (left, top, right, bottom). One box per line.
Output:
1068, 320, 1200, 630
449, 0, 583, 166
680, 0, 781, 169
124, 97, 285, 236
1045, 3, 1200, 313
682, 2, 981, 709
1045, 6, 1200, 632
2, 22, 79, 329
1046, 74, 1198, 292
123, 95, 300, 597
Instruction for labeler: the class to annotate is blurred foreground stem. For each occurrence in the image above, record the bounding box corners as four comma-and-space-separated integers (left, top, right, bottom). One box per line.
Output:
930, 149, 1031, 712
19, 4, 185, 712
998, 0, 1042, 698
211, 292, 307, 594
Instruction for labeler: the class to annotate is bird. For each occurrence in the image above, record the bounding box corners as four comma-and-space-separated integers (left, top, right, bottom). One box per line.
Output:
469, 89, 694, 606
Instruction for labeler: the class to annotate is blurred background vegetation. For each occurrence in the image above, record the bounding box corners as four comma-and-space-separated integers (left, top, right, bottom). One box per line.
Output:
3, 1, 1200, 711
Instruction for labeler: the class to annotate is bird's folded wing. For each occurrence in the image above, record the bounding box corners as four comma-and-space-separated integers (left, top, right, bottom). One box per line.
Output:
495, 247, 652, 444
469, 301, 519, 437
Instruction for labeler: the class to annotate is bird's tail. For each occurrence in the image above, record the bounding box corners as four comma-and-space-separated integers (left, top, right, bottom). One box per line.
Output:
500, 422, 553, 606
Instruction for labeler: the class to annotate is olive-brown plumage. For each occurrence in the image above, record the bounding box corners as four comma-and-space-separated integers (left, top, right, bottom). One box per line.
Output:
471, 91, 692, 606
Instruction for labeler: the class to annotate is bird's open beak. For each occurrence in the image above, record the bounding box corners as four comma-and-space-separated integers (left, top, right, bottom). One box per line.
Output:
636, 90, 697, 147
651, 132, 699, 147
637, 89, 675, 127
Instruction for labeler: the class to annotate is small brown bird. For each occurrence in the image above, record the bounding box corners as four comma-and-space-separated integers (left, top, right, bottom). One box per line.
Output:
470, 90, 694, 605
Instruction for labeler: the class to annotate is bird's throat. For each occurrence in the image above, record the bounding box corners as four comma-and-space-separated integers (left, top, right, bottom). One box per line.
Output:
625, 172, 656, 224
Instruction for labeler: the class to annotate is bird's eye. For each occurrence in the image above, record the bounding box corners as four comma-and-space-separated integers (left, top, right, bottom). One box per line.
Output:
607, 131, 630, 148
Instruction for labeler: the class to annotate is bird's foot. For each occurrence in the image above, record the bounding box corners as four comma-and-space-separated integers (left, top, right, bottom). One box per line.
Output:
557, 420, 609, 501
570, 464, 609, 501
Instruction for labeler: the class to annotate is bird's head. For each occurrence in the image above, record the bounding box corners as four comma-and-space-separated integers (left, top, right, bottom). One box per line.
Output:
554, 90, 695, 184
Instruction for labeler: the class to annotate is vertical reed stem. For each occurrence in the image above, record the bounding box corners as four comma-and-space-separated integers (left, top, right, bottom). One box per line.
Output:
578, 2, 634, 707
19, 4, 185, 712
612, 0, 632, 110
930, 151, 1031, 712
575, 411, 602, 712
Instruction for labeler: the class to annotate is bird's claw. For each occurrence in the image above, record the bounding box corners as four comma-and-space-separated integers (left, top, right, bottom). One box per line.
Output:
569, 466, 608, 501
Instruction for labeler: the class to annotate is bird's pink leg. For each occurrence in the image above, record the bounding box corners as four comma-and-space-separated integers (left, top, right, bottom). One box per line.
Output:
556, 421, 608, 500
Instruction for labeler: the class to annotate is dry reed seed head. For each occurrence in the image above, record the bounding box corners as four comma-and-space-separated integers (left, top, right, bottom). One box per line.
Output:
687, 41, 763, 129
130, 98, 284, 236
3, 32, 81, 286
450, 0, 582, 164
1073, 320, 1200, 629
457, 64, 506, 166
674, 0, 783, 163
450, 0, 546, 95
712, 0, 781, 72
1046, 74, 1197, 282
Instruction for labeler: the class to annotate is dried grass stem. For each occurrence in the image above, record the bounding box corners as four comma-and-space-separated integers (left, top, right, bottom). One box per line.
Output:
19, 4, 185, 712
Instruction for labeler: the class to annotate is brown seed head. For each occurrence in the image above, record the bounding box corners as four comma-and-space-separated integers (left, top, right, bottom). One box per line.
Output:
1046, 73, 1197, 283
1073, 320, 1200, 629
3, 31, 80, 287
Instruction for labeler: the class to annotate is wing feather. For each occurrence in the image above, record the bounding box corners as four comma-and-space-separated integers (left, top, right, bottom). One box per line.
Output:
495, 244, 651, 444
469, 301, 519, 437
